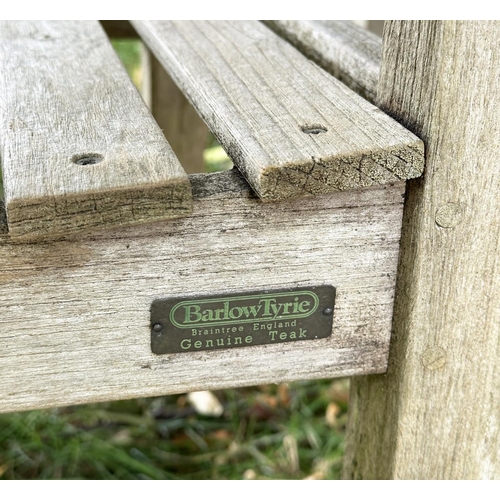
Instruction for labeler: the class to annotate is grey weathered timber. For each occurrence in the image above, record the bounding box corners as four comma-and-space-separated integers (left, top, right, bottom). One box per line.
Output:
263, 21, 381, 103
0, 170, 405, 413
0, 200, 7, 234
368, 21, 385, 37
148, 50, 209, 173
132, 20, 423, 201
343, 21, 500, 480
0, 21, 192, 241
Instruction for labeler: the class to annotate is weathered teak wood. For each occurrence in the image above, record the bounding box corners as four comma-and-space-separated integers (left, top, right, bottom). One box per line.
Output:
0, 21, 192, 241
0, 170, 405, 413
263, 21, 381, 104
132, 20, 423, 201
0, 200, 7, 234
343, 21, 500, 480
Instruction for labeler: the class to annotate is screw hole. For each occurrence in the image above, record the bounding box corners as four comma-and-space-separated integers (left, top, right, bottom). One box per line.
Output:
301, 124, 327, 135
72, 154, 104, 166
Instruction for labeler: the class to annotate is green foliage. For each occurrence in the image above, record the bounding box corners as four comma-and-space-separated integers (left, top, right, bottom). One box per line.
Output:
203, 144, 234, 173
111, 39, 143, 88
0, 380, 348, 480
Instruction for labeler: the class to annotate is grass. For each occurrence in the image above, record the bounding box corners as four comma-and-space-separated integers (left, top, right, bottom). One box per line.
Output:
0, 380, 349, 479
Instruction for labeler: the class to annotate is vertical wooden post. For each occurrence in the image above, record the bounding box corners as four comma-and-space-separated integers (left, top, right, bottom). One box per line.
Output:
146, 50, 209, 174
343, 21, 500, 479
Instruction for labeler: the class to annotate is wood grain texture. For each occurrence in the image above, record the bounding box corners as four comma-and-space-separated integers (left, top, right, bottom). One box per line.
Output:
0, 200, 7, 234
263, 21, 381, 103
132, 20, 423, 201
148, 50, 209, 173
343, 21, 500, 480
0, 21, 192, 241
0, 170, 405, 413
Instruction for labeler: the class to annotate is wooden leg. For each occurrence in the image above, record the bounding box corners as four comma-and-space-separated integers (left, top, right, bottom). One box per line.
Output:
343, 21, 500, 480
145, 49, 209, 174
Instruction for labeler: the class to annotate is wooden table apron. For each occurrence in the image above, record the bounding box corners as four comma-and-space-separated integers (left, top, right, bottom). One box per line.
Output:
0, 172, 405, 413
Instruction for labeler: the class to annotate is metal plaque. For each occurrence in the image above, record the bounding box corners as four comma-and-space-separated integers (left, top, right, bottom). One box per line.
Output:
150, 285, 335, 354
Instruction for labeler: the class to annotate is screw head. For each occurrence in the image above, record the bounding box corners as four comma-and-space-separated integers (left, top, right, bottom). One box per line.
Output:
72, 153, 104, 166
323, 307, 333, 316
153, 323, 163, 332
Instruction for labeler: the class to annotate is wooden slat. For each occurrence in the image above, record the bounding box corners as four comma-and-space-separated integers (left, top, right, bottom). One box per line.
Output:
0, 21, 192, 240
132, 20, 424, 202
263, 21, 381, 103
343, 21, 500, 480
0, 170, 405, 413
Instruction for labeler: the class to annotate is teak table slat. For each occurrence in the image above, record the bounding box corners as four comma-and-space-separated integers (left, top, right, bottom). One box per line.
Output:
132, 20, 424, 201
263, 20, 381, 104
0, 21, 192, 241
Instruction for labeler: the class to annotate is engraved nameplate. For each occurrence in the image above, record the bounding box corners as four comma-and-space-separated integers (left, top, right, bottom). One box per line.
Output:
150, 285, 335, 354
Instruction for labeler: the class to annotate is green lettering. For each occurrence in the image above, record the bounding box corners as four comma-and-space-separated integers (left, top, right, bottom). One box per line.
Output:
298, 301, 311, 313
223, 301, 230, 319
229, 307, 243, 319
202, 309, 215, 322
184, 305, 202, 323
240, 304, 263, 318
259, 298, 276, 317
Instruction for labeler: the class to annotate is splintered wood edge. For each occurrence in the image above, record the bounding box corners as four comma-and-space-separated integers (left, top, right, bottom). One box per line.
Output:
5, 178, 192, 242
254, 142, 423, 202
0, 170, 250, 240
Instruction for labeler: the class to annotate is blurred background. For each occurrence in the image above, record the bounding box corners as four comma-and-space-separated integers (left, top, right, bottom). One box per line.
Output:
0, 23, 383, 479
